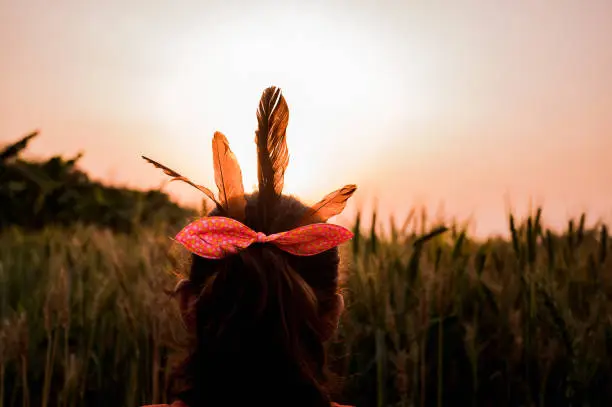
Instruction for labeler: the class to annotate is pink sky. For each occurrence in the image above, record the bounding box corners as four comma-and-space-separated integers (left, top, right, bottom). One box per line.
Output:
1, 0, 611, 237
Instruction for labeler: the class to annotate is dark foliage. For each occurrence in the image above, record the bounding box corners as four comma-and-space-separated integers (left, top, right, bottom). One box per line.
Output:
0, 131, 195, 233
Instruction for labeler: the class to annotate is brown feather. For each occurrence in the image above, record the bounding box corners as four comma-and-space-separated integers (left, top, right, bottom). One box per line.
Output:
255, 86, 290, 231
141, 155, 222, 211
299, 184, 357, 225
211, 132, 247, 220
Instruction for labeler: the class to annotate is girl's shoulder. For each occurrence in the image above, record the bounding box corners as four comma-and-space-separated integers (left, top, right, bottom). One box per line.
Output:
141, 402, 188, 407
143, 402, 352, 407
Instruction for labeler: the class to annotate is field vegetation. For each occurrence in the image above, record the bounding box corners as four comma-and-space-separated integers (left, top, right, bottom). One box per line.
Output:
1, 133, 611, 407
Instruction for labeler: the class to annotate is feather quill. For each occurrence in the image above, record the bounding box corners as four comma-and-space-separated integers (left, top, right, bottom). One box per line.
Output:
141, 155, 222, 211
299, 184, 357, 225
255, 86, 290, 230
211, 132, 247, 220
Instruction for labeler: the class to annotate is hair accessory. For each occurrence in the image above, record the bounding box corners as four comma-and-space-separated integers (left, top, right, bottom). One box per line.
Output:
176, 216, 354, 259
142, 86, 358, 259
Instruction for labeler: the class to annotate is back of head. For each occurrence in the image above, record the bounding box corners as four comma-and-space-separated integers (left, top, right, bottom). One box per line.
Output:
143, 86, 356, 407
176, 193, 341, 407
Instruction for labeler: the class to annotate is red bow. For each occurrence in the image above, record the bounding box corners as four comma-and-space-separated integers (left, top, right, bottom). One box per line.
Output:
175, 216, 354, 259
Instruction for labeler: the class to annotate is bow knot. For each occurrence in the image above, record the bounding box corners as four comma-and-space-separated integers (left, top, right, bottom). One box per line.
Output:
175, 216, 353, 259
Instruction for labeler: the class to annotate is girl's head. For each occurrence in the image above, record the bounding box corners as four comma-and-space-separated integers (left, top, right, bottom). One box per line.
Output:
144, 87, 356, 407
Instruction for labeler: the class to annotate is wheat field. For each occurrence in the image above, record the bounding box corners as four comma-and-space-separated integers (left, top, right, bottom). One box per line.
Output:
1, 209, 611, 407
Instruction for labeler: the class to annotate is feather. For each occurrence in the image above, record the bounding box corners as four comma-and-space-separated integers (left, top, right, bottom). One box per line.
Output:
255, 86, 290, 230
299, 184, 357, 225
141, 155, 222, 211
211, 131, 247, 220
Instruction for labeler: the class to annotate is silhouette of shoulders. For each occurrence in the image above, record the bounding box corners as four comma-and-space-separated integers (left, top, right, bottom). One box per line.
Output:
142, 402, 352, 407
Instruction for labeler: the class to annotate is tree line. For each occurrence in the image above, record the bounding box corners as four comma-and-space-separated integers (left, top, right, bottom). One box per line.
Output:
0, 131, 195, 233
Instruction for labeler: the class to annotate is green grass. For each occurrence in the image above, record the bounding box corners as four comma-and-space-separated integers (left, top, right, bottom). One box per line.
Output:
1, 209, 611, 407
0, 224, 188, 407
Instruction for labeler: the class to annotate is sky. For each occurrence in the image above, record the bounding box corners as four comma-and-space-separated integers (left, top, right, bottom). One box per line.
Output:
1, 0, 611, 237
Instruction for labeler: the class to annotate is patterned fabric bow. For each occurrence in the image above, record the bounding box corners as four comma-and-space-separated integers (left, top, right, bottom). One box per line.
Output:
175, 216, 354, 259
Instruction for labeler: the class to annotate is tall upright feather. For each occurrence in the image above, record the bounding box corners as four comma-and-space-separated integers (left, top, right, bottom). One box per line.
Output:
141, 155, 223, 212
211, 132, 247, 220
299, 184, 357, 225
255, 86, 290, 231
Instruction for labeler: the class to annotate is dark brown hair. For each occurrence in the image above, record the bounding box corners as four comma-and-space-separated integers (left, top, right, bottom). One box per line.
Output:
171, 192, 342, 407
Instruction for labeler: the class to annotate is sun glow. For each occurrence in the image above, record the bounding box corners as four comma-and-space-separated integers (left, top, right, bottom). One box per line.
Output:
2, 1, 611, 238
148, 7, 432, 207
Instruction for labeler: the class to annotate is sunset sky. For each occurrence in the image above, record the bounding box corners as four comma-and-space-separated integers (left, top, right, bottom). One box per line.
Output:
1, 0, 611, 237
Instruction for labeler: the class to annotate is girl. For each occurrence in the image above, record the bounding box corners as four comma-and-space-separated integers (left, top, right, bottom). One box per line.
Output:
142, 87, 357, 407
